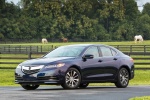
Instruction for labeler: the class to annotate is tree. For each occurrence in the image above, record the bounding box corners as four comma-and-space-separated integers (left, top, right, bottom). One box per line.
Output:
135, 14, 150, 40
123, 0, 139, 21
0, 0, 5, 9
142, 3, 150, 16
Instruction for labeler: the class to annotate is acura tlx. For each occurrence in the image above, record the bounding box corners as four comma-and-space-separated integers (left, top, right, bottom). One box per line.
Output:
15, 44, 134, 90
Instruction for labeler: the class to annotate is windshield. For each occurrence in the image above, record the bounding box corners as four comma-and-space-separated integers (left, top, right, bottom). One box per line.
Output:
44, 46, 86, 58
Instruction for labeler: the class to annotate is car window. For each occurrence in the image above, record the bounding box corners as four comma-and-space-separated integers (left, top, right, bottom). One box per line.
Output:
84, 46, 99, 58
44, 46, 85, 58
111, 49, 117, 56
100, 46, 113, 57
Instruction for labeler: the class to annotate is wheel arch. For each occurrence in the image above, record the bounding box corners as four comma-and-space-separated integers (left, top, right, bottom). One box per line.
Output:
69, 65, 81, 74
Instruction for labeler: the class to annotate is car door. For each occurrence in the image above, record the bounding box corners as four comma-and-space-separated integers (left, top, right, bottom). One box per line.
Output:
81, 46, 102, 81
97, 46, 119, 80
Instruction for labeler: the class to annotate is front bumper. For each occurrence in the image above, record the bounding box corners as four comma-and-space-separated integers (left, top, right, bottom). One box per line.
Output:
15, 79, 61, 85
15, 68, 64, 85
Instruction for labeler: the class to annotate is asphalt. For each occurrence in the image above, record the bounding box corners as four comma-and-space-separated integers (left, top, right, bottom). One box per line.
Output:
0, 85, 150, 100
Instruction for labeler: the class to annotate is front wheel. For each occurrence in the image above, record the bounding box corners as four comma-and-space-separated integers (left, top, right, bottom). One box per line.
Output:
61, 68, 81, 89
21, 84, 39, 90
115, 68, 129, 88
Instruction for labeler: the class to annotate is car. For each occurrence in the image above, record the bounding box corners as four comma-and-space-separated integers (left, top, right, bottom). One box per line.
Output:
15, 44, 134, 90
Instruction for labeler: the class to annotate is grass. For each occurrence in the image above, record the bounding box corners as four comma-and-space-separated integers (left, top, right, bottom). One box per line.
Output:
129, 96, 150, 100
135, 65, 150, 68
0, 69, 150, 86
1, 40, 150, 47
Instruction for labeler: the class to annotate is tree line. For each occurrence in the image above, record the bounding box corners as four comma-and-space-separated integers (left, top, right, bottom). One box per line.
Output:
0, 0, 150, 42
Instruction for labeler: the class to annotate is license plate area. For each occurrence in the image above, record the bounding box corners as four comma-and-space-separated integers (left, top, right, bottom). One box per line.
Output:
23, 75, 36, 81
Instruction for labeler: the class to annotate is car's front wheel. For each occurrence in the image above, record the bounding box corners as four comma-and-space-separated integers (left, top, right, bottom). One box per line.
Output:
21, 84, 39, 90
115, 68, 129, 88
61, 68, 81, 89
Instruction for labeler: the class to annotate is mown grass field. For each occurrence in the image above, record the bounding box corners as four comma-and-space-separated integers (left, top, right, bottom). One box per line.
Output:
0, 41, 150, 86
129, 96, 150, 100
0, 69, 150, 86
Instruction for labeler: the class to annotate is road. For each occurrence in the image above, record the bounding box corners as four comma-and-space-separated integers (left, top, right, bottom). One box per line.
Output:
0, 86, 150, 100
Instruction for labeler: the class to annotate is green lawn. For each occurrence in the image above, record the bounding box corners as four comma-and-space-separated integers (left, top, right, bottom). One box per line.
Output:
0, 69, 150, 86
129, 96, 150, 100
1, 40, 150, 46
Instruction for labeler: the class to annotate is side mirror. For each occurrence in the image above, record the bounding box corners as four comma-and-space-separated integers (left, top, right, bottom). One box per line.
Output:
82, 54, 94, 60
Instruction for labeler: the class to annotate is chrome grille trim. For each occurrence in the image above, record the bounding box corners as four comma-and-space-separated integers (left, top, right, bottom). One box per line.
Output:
21, 65, 44, 74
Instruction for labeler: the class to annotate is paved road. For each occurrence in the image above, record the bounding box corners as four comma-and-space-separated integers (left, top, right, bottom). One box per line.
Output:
0, 86, 150, 100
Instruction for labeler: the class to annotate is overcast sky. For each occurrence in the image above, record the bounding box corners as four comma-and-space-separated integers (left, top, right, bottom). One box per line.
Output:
6, 0, 150, 12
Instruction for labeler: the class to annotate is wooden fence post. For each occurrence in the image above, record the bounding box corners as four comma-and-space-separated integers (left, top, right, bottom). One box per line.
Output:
144, 45, 146, 56
28, 52, 32, 59
130, 45, 132, 53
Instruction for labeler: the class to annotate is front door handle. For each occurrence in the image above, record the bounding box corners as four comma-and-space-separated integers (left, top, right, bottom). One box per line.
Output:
113, 58, 117, 60
98, 59, 103, 62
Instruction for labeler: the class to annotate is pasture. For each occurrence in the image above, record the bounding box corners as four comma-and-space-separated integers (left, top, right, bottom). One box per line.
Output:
1, 40, 150, 46
0, 40, 150, 86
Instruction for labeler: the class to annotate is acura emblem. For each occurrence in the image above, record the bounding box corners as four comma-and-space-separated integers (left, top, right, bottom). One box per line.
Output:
29, 66, 31, 70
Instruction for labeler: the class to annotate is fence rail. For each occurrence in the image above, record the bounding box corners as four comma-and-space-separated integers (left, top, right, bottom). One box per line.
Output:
1, 45, 150, 70
1, 45, 150, 54
0, 45, 55, 54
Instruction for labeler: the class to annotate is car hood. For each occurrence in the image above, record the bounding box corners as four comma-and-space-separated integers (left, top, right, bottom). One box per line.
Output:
20, 57, 75, 65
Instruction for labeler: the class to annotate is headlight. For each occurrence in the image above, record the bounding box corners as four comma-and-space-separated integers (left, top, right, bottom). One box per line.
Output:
45, 63, 65, 68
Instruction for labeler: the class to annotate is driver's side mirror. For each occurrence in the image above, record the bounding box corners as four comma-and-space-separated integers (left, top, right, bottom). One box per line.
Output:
82, 54, 94, 61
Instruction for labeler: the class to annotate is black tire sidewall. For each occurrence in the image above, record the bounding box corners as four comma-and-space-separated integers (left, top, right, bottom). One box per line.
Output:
21, 84, 39, 90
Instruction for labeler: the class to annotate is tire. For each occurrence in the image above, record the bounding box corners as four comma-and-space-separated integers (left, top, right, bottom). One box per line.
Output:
115, 68, 129, 88
79, 83, 89, 88
21, 84, 39, 90
61, 68, 81, 89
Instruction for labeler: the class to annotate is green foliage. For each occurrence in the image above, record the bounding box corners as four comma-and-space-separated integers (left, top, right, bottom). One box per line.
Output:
0, 0, 146, 42
142, 3, 150, 16
135, 14, 150, 40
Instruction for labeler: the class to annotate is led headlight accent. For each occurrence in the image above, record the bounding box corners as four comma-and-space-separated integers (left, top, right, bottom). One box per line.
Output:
45, 63, 65, 68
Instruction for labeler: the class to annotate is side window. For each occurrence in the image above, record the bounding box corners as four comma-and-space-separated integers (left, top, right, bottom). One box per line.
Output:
111, 49, 117, 56
100, 47, 112, 57
84, 46, 99, 58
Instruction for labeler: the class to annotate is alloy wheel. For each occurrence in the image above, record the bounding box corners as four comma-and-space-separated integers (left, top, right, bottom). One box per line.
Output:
61, 68, 81, 89
115, 68, 129, 88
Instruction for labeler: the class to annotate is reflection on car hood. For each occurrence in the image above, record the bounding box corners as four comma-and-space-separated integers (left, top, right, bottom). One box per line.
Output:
21, 57, 75, 65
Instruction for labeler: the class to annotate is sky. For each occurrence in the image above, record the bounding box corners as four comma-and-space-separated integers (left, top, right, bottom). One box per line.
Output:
6, 0, 150, 12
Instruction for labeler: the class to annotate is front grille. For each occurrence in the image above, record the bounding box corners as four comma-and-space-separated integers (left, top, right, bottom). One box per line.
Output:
23, 69, 40, 74
21, 65, 44, 74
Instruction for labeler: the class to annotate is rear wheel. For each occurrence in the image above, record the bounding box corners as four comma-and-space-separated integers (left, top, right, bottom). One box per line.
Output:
61, 68, 81, 89
115, 68, 129, 88
79, 83, 89, 88
21, 84, 39, 90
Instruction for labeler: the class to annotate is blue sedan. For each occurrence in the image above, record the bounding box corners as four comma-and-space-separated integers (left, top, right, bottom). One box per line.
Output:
15, 44, 134, 90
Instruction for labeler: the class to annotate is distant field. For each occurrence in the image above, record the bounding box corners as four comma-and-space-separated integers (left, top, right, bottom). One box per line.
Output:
1, 40, 150, 46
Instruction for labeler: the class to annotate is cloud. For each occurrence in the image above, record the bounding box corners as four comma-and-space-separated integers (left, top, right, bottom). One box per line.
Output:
136, 0, 150, 11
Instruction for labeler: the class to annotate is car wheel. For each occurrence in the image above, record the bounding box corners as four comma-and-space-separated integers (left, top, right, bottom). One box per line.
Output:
79, 83, 89, 88
115, 68, 129, 88
21, 84, 39, 90
61, 68, 81, 89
